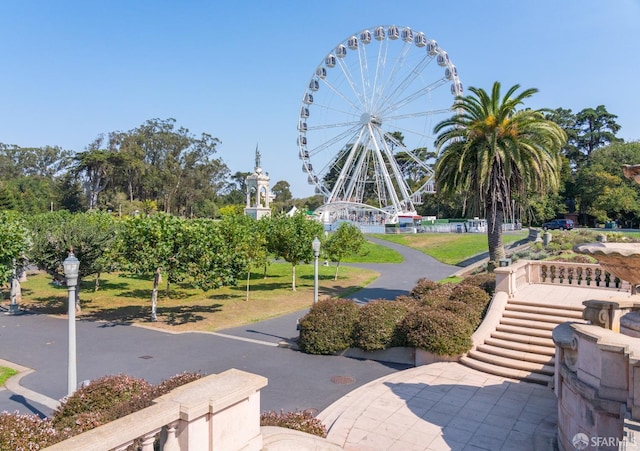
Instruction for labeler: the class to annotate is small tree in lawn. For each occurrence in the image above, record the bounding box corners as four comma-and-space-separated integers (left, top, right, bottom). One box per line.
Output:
324, 222, 366, 280
117, 213, 183, 321
27, 210, 117, 311
218, 214, 268, 301
0, 211, 31, 310
266, 212, 324, 291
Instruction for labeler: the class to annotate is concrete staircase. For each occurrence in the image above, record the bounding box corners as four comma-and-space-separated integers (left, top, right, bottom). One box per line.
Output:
460, 298, 585, 385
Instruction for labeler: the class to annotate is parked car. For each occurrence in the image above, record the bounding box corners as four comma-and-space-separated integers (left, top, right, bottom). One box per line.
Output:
542, 219, 574, 230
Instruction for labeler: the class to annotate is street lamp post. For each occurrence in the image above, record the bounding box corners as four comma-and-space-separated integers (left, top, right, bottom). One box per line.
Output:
63, 251, 80, 396
312, 237, 321, 304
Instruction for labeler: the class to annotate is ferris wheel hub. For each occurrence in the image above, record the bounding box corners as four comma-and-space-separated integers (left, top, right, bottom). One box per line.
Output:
360, 113, 382, 126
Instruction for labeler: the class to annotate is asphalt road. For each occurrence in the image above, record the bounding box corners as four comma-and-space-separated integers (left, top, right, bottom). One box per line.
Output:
0, 237, 459, 418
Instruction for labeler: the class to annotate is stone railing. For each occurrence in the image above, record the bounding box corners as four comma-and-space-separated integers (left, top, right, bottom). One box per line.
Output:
493, 260, 632, 298
553, 322, 640, 450
46, 369, 267, 451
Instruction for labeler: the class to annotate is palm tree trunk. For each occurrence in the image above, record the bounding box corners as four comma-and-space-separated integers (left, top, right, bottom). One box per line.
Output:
486, 203, 506, 269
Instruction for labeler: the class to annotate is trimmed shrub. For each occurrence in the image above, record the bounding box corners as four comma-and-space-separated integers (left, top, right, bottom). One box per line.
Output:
51, 372, 203, 435
409, 279, 454, 308
52, 374, 155, 432
436, 300, 482, 330
298, 298, 359, 355
402, 307, 474, 356
0, 372, 203, 448
154, 372, 203, 396
352, 300, 412, 351
51, 374, 154, 435
449, 285, 490, 310
460, 272, 496, 297
0, 412, 64, 451
260, 410, 327, 437
408, 278, 441, 299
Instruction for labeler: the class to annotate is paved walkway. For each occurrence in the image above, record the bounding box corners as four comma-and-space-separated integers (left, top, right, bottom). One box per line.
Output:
318, 362, 557, 451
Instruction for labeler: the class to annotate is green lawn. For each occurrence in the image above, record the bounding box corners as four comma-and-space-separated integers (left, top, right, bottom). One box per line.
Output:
342, 240, 403, 263
372, 231, 529, 265
0, 367, 17, 386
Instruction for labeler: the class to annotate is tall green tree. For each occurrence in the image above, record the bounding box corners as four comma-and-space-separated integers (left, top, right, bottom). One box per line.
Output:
434, 82, 566, 267
272, 180, 293, 202
546, 105, 622, 170
575, 105, 623, 159
574, 142, 640, 226
74, 138, 117, 210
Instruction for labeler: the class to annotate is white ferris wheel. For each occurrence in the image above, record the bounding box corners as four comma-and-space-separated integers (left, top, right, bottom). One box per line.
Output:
298, 25, 463, 225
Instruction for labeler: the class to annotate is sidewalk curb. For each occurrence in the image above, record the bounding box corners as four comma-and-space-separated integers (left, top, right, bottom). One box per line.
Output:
0, 358, 60, 411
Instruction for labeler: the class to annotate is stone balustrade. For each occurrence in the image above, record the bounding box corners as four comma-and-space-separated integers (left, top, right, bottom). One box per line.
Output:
493, 260, 632, 299
45, 369, 268, 451
553, 322, 640, 450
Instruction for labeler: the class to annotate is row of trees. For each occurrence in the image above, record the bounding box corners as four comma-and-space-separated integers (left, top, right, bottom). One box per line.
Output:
0, 118, 324, 217
0, 210, 365, 320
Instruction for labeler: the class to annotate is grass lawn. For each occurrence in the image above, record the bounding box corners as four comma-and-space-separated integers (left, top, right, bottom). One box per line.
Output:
372, 230, 529, 265
341, 240, 403, 263
4, 264, 378, 333
0, 367, 17, 386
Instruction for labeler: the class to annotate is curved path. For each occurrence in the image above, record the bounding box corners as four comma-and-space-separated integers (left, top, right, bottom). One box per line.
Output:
215, 237, 459, 344
346, 237, 459, 303
0, 237, 451, 419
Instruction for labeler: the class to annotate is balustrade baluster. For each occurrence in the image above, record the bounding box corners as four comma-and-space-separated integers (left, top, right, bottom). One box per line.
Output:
161, 421, 180, 451
140, 429, 160, 451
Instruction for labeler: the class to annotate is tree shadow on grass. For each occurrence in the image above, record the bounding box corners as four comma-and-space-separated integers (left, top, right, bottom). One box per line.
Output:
86, 281, 130, 291
79, 303, 223, 325
159, 304, 223, 325
24, 295, 68, 314
226, 281, 294, 292
117, 288, 191, 300
298, 273, 343, 282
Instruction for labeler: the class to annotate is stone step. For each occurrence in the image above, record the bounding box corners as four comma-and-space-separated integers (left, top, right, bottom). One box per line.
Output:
508, 299, 584, 312
499, 317, 558, 332
484, 337, 555, 356
459, 356, 551, 385
491, 330, 554, 348
502, 309, 582, 325
467, 349, 555, 376
495, 324, 553, 339
476, 344, 555, 365
505, 303, 584, 319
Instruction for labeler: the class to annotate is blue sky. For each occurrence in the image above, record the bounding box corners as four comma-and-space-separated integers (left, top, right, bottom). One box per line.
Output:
1, 0, 639, 198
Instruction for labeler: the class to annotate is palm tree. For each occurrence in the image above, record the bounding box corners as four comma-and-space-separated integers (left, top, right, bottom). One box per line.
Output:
434, 82, 566, 268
